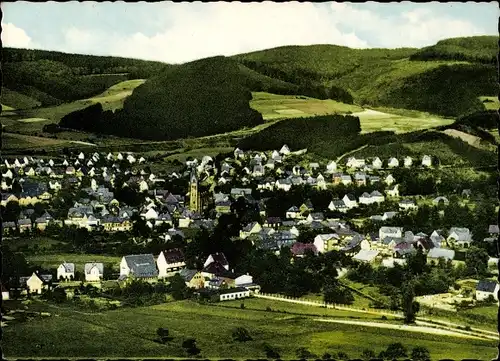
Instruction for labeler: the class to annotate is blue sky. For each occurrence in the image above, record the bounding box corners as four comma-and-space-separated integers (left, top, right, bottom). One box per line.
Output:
2, 1, 498, 64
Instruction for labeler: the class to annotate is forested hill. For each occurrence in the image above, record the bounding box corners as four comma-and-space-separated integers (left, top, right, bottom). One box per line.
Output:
1, 47, 170, 107
232, 36, 498, 117
409, 36, 497, 64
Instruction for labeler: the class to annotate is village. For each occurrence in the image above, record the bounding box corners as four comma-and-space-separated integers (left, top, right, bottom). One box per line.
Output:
1, 145, 498, 318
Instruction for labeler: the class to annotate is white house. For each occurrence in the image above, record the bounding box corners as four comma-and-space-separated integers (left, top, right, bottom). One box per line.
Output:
117, 153, 124, 161
342, 194, 357, 209
346, 157, 365, 169
353, 250, 379, 263
1, 284, 9, 300
24, 272, 52, 294
157, 249, 186, 278
204, 253, 229, 270
84, 262, 104, 282
447, 227, 472, 248
141, 208, 158, 220
57, 262, 75, 281
235, 274, 254, 287
78, 152, 85, 160
119, 254, 158, 280
385, 174, 396, 186
139, 180, 149, 192
399, 199, 418, 210
286, 206, 301, 219
313, 234, 340, 253
404, 157, 413, 168
476, 280, 499, 301
386, 184, 400, 198
379, 227, 403, 241
219, 287, 251, 301
372, 157, 383, 169
279, 144, 291, 155
127, 154, 136, 164
422, 155, 432, 167
388, 157, 399, 168
326, 161, 337, 173
2, 169, 13, 179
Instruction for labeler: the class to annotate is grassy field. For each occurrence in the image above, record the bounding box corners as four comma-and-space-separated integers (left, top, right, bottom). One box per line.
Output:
2, 298, 496, 359
2, 132, 74, 150
250, 92, 363, 120
26, 253, 123, 272
354, 108, 455, 134
479, 96, 499, 110
3, 236, 65, 252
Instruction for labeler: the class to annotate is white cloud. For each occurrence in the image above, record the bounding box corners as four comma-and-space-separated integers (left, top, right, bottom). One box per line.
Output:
5, 2, 493, 63
329, 3, 486, 48
57, 2, 369, 63
1, 22, 35, 48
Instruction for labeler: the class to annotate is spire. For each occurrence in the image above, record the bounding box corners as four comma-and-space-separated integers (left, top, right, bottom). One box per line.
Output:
190, 167, 198, 183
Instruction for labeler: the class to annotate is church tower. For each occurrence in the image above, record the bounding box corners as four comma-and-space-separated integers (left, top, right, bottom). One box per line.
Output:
189, 168, 201, 213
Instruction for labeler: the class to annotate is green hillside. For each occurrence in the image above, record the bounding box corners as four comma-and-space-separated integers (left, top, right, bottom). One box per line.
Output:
409, 36, 497, 64
1, 87, 41, 109
110, 56, 264, 140
233, 37, 497, 117
2, 48, 169, 108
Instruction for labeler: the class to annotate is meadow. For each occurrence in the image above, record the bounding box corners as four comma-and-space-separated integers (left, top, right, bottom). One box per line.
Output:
26, 253, 123, 272
2, 298, 496, 359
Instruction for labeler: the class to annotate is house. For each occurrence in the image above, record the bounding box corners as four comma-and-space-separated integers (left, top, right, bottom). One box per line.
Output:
286, 206, 301, 219
342, 194, 357, 209
382, 257, 407, 268
240, 222, 262, 239
430, 230, 446, 248
328, 199, 347, 213
279, 144, 291, 155
22, 272, 53, 294
119, 254, 158, 280
157, 249, 186, 278
346, 157, 365, 169
432, 196, 449, 206
385, 174, 396, 186
447, 227, 472, 248
57, 262, 75, 281
84, 262, 104, 282
180, 269, 205, 289
353, 250, 379, 263
326, 161, 337, 173
204, 253, 229, 271
1, 284, 9, 301
422, 155, 432, 167
379, 227, 403, 241
313, 234, 340, 253
372, 157, 382, 169
265, 217, 282, 228
388, 157, 399, 168
354, 173, 367, 186
476, 280, 499, 301
399, 199, 418, 210
307, 212, 324, 223
234, 148, 245, 159
404, 156, 413, 167
427, 248, 455, 262
488, 225, 499, 236
291, 242, 318, 257
219, 287, 251, 302
386, 184, 400, 198
341, 175, 352, 186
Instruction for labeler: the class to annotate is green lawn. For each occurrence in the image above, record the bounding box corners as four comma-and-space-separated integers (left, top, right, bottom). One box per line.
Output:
354, 107, 455, 134
26, 253, 123, 272
2, 299, 496, 359
479, 96, 499, 110
2, 132, 73, 150
250, 92, 363, 120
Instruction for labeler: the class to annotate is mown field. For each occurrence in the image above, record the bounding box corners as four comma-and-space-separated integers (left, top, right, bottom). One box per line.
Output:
26, 253, 123, 272
2, 298, 496, 359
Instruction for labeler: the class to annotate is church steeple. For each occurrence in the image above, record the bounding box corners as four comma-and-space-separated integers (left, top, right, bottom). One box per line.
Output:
189, 168, 200, 212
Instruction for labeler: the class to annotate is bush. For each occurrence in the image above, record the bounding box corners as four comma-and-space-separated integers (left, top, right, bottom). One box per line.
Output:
296, 347, 317, 359
411, 346, 431, 361
379, 342, 408, 359
263, 343, 281, 359
182, 338, 201, 356
232, 327, 253, 342
361, 349, 376, 360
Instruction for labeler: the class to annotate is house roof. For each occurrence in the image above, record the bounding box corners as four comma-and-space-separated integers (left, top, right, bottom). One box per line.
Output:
207, 252, 229, 267
291, 242, 318, 256
179, 269, 199, 282
427, 248, 455, 260
218, 287, 249, 295
59, 263, 75, 273
488, 225, 499, 234
123, 254, 158, 277
476, 280, 498, 293
202, 262, 235, 279
353, 250, 379, 262
162, 248, 185, 264
84, 262, 104, 274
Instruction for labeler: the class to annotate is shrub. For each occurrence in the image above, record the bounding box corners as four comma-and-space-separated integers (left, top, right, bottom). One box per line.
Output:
296, 347, 317, 359
411, 346, 431, 361
263, 343, 281, 359
232, 327, 253, 342
182, 338, 201, 356
361, 349, 376, 360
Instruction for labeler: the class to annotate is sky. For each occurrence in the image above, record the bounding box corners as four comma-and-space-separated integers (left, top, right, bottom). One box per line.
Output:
2, 1, 498, 64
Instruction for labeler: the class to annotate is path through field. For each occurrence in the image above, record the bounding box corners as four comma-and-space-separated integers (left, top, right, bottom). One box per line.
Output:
313, 319, 492, 340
